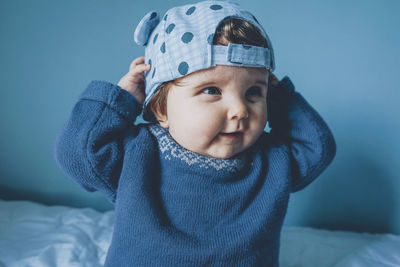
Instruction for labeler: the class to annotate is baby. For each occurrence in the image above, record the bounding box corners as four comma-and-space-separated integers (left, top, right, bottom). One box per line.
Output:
55, 1, 336, 266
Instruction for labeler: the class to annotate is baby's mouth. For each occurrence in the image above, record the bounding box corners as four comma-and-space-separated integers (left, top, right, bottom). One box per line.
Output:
219, 131, 243, 140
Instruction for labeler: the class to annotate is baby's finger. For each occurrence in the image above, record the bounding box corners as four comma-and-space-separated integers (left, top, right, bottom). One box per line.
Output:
129, 56, 146, 71
130, 63, 151, 75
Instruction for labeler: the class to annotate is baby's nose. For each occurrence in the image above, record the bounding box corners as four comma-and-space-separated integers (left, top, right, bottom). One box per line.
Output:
227, 99, 248, 120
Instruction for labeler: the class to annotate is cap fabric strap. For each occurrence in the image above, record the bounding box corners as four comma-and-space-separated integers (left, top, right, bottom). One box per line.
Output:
212, 43, 272, 69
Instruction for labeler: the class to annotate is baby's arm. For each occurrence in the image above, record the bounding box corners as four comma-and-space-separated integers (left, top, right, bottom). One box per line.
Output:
267, 76, 336, 192
54, 57, 149, 202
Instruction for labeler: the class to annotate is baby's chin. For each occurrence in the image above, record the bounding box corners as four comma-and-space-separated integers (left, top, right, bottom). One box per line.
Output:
176, 141, 239, 159
197, 146, 245, 159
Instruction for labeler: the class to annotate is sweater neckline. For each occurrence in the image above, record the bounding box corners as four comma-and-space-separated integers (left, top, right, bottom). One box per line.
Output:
147, 123, 250, 173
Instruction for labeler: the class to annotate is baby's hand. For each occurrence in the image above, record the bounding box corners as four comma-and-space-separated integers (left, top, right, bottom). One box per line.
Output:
117, 56, 151, 104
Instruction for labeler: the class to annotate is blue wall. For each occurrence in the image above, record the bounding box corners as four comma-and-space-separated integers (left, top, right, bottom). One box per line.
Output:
1, 0, 399, 234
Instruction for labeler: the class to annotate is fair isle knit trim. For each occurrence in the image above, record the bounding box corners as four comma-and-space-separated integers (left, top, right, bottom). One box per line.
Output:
148, 124, 246, 172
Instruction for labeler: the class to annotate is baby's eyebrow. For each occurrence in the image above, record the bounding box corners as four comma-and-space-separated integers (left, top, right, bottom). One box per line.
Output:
192, 81, 216, 90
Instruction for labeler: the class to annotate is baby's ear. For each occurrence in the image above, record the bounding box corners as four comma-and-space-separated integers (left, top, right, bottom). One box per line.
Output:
151, 107, 169, 128
158, 117, 169, 129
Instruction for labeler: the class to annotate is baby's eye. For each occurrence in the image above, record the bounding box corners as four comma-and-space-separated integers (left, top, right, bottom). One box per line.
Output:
202, 87, 221, 95
246, 86, 263, 98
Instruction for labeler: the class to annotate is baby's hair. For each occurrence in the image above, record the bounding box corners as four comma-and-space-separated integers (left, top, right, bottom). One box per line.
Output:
144, 17, 269, 122
213, 16, 268, 48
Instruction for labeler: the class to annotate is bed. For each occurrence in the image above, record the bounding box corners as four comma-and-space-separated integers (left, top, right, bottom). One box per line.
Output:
1, 200, 399, 267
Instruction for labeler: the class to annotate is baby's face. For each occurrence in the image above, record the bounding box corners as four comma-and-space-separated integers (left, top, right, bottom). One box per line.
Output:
160, 65, 268, 159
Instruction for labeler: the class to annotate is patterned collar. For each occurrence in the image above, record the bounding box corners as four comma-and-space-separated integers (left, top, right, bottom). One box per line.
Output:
147, 124, 249, 172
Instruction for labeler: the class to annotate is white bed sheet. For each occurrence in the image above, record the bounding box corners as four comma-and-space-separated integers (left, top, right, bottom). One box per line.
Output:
0, 200, 399, 267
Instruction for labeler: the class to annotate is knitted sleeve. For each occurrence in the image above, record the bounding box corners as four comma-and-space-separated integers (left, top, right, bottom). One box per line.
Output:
54, 80, 142, 203
267, 76, 336, 193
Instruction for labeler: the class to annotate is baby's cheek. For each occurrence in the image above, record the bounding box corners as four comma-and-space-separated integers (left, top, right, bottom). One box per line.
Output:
189, 114, 221, 143
188, 115, 218, 138
190, 105, 220, 124
252, 104, 268, 122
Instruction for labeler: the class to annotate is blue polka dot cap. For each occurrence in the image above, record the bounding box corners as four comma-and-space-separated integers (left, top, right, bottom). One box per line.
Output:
133, 0, 275, 109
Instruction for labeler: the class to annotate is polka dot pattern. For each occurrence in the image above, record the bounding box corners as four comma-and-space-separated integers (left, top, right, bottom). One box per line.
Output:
166, 23, 175, 34
160, 42, 166, 53
150, 12, 157, 20
186, 6, 196, 15
181, 32, 194, 43
153, 33, 158, 44
178, 62, 189, 75
210, 4, 223, 10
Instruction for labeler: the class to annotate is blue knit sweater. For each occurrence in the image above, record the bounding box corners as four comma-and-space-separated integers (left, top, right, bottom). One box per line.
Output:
55, 77, 336, 266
